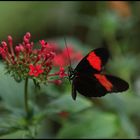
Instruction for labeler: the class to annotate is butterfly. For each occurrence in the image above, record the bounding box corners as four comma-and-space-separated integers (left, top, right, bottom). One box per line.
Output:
68, 47, 129, 100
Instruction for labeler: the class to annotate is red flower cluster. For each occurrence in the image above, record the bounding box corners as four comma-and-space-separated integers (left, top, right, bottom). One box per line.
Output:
0, 32, 68, 85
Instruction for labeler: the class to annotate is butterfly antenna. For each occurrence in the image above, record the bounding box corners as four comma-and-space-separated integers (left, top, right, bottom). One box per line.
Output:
64, 37, 72, 67
64, 37, 73, 84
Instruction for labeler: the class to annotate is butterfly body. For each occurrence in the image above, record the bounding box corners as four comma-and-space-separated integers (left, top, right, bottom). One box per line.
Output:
68, 47, 129, 100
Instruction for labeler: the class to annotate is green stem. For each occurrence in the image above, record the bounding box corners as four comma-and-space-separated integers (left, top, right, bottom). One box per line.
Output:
24, 77, 29, 117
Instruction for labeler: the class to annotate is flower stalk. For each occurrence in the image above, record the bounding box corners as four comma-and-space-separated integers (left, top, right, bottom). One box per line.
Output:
24, 77, 29, 117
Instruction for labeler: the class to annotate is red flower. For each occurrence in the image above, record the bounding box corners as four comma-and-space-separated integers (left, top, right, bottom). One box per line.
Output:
53, 46, 83, 67
58, 67, 68, 78
29, 64, 44, 77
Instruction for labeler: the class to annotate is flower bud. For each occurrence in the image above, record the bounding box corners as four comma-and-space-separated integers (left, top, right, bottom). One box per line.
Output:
8, 35, 13, 47
25, 32, 31, 39
1, 41, 7, 48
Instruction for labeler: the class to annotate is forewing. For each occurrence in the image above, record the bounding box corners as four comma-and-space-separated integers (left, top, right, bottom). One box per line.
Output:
75, 47, 110, 73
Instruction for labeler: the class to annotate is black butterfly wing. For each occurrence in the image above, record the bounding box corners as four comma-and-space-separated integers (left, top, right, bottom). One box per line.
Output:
72, 73, 129, 100
104, 74, 129, 92
72, 74, 108, 100
75, 47, 110, 74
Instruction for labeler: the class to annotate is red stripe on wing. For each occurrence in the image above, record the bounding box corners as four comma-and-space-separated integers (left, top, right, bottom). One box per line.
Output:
94, 74, 113, 91
87, 52, 101, 71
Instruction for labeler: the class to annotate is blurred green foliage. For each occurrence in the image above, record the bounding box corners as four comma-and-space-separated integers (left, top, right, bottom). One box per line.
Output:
0, 1, 140, 139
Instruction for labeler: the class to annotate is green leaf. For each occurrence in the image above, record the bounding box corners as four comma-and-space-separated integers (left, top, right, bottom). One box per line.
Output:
0, 63, 24, 108
118, 112, 137, 138
98, 95, 138, 138
0, 129, 28, 139
46, 94, 93, 114
0, 127, 20, 137
57, 110, 118, 138
0, 63, 36, 110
